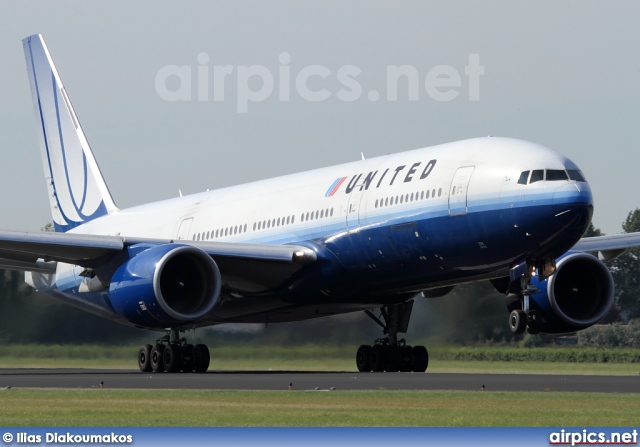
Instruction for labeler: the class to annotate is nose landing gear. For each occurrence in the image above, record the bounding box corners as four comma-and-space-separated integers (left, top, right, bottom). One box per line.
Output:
506, 259, 553, 335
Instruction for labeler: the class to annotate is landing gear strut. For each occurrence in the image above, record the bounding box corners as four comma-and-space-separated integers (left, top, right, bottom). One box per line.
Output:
506, 259, 553, 335
356, 301, 428, 373
138, 329, 210, 373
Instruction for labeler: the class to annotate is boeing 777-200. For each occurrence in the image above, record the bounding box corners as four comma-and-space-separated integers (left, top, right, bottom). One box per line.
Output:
3, 34, 639, 373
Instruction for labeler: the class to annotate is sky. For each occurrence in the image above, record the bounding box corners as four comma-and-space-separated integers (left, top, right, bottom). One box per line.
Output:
0, 1, 639, 235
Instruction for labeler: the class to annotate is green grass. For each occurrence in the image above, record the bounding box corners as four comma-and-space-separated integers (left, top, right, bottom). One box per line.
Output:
2, 345, 638, 427
0, 389, 638, 426
1, 344, 639, 375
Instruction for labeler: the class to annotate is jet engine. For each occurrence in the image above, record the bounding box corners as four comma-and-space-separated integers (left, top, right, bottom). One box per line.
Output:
109, 244, 221, 328
529, 251, 614, 333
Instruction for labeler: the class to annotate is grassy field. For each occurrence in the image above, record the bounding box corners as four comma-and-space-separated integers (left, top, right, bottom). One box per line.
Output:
1, 388, 638, 427
0, 344, 639, 375
1, 344, 639, 427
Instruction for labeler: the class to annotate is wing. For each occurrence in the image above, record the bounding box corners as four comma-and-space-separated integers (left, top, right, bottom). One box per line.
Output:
0, 230, 317, 293
573, 232, 640, 261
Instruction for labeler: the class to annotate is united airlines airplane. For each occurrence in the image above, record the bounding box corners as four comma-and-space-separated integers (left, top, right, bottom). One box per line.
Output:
4, 34, 638, 373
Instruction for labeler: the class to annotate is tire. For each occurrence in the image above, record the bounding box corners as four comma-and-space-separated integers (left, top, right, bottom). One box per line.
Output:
150, 344, 166, 373
163, 344, 182, 373
527, 310, 541, 335
370, 345, 386, 372
385, 345, 400, 372
138, 344, 152, 372
509, 309, 526, 334
399, 346, 413, 372
412, 345, 429, 372
181, 344, 195, 373
193, 344, 210, 373
356, 345, 372, 372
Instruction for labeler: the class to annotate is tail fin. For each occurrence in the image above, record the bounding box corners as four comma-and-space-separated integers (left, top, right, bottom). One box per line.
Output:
23, 34, 118, 232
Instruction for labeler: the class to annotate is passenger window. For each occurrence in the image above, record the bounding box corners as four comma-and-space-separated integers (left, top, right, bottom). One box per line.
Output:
568, 170, 586, 182
530, 170, 544, 183
517, 171, 530, 185
438, 188, 442, 197
546, 169, 568, 181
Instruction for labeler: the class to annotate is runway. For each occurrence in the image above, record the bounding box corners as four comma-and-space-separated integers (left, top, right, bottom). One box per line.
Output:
0, 368, 639, 393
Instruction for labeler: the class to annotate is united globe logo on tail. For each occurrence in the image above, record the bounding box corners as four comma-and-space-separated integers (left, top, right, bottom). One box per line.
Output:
24, 34, 118, 232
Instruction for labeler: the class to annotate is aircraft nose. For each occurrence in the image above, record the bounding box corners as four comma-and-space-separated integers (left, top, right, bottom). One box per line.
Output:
552, 182, 593, 209
552, 182, 594, 234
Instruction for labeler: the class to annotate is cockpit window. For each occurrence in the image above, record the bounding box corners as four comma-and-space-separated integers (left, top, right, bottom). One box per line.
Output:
546, 169, 568, 181
529, 169, 544, 183
567, 169, 586, 182
517, 171, 530, 185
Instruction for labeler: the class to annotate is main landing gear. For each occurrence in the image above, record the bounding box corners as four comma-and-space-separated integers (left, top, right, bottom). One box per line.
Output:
138, 329, 210, 373
356, 301, 429, 373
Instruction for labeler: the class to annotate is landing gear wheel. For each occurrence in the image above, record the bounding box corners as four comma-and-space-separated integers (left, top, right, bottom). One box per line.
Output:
356, 345, 372, 372
370, 345, 386, 372
399, 346, 413, 372
193, 344, 210, 373
138, 344, 152, 372
411, 345, 429, 372
385, 345, 401, 372
181, 344, 195, 372
527, 310, 541, 335
150, 344, 166, 373
163, 344, 182, 373
509, 309, 526, 334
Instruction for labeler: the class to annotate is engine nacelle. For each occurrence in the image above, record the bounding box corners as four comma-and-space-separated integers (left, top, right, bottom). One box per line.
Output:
529, 251, 614, 334
109, 244, 221, 328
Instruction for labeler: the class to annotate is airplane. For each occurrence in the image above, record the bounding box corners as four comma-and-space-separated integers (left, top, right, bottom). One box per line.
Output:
3, 33, 638, 374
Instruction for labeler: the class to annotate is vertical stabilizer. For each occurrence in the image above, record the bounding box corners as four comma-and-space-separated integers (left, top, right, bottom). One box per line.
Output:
23, 34, 118, 232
